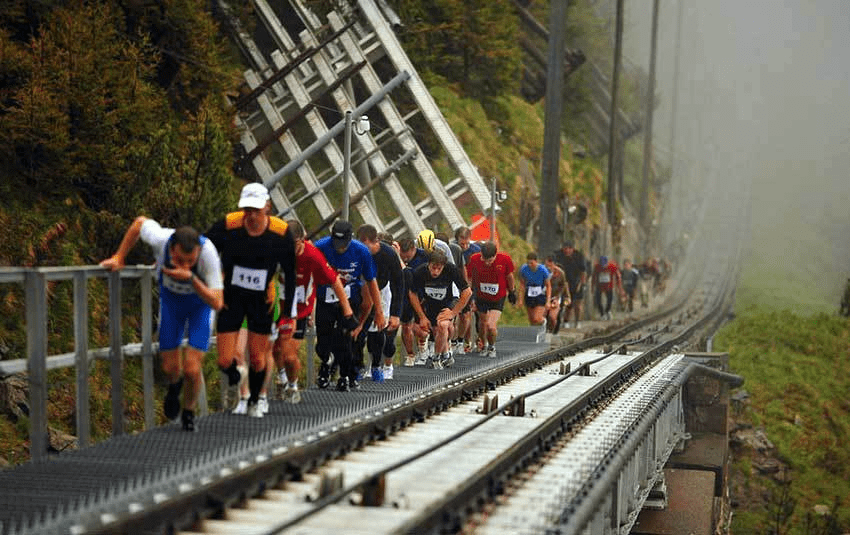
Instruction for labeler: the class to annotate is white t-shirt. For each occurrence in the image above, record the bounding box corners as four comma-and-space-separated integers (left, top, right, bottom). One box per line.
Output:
140, 219, 224, 294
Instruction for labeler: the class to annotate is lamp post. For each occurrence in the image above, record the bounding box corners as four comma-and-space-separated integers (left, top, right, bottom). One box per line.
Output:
489, 177, 507, 242
342, 112, 370, 221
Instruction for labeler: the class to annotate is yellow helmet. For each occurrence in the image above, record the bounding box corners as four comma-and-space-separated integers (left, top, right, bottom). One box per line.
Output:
416, 229, 435, 251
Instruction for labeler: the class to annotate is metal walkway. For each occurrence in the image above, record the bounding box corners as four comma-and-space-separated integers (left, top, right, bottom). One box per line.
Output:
0, 332, 547, 535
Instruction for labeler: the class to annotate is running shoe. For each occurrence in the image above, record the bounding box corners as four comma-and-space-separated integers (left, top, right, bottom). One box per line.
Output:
486, 345, 497, 358
382, 365, 394, 380
163, 380, 182, 421
226, 364, 248, 409
181, 409, 196, 432
425, 356, 443, 369
404, 354, 416, 367
414, 341, 431, 365
284, 384, 301, 404
371, 367, 385, 383
440, 352, 455, 368
317, 362, 331, 389
258, 394, 269, 415
336, 376, 349, 392
232, 397, 249, 415
247, 401, 263, 418
275, 370, 288, 400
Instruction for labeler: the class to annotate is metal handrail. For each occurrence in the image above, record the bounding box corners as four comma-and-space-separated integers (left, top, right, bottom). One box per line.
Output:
1, 264, 315, 463
1, 265, 158, 461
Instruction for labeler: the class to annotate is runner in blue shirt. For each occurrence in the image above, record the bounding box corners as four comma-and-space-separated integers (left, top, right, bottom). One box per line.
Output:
518, 252, 551, 326
315, 220, 385, 391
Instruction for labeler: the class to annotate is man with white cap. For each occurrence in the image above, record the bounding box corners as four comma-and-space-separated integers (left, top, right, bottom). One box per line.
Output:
205, 182, 297, 417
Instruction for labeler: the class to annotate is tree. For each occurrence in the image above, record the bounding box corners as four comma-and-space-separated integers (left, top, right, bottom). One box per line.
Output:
0, 1, 240, 265
391, 0, 522, 99
0, 2, 168, 210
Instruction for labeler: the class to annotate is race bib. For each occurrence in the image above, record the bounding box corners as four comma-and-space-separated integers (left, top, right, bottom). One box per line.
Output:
599, 272, 611, 284
326, 283, 351, 303
527, 285, 543, 297
162, 276, 194, 295
293, 285, 307, 304
232, 266, 267, 291
425, 286, 448, 301
480, 282, 499, 296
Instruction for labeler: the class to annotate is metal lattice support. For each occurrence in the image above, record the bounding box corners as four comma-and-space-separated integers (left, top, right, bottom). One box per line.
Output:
226, 0, 492, 237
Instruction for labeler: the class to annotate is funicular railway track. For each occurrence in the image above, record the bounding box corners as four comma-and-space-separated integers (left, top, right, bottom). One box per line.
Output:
1, 224, 740, 535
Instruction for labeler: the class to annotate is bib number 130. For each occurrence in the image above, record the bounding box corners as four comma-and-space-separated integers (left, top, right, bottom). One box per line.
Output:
232, 266, 267, 292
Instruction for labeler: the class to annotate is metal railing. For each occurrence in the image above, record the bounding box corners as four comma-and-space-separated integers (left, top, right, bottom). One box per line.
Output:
0, 265, 319, 463
0, 266, 161, 462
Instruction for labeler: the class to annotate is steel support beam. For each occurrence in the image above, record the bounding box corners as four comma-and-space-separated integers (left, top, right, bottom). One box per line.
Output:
263, 71, 410, 190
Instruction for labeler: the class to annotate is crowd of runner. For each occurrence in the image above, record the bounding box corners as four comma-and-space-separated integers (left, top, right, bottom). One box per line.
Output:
101, 183, 670, 430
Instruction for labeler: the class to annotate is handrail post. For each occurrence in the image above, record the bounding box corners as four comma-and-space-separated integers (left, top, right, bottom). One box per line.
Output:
25, 270, 48, 462
108, 271, 124, 436
305, 322, 316, 388
140, 270, 155, 430
73, 272, 91, 448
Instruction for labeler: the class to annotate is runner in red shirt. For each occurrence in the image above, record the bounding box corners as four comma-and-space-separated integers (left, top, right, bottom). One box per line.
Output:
591, 255, 623, 321
465, 241, 516, 358
273, 220, 355, 403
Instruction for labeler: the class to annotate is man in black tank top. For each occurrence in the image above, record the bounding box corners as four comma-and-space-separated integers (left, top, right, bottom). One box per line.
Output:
353, 225, 403, 381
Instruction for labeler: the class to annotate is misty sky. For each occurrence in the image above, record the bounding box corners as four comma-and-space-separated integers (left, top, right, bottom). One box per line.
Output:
624, 0, 850, 312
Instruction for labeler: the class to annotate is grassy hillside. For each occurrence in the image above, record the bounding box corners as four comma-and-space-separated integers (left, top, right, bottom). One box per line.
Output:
714, 244, 850, 532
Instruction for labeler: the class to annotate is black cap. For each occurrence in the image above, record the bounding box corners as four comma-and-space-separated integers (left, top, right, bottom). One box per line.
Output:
562, 240, 574, 249
331, 220, 353, 251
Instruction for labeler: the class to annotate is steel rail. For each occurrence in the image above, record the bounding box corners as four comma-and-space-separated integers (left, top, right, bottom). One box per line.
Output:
552, 264, 740, 534
399, 270, 738, 533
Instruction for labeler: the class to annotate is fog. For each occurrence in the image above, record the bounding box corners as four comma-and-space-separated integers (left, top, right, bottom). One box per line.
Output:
624, 0, 850, 312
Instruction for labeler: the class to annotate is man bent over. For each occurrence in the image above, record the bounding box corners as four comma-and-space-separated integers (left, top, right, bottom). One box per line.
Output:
407, 250, 471, 369
101, 217, 223, 431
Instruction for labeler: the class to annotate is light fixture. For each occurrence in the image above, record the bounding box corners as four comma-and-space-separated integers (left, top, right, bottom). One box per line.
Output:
355, 115, 370, 135
342, 112, 372, 220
